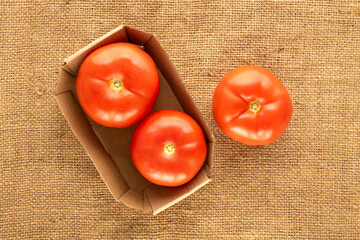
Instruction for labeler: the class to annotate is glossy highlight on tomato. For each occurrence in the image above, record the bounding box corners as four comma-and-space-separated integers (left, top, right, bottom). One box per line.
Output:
130, 110, 207, 187
213, 65, 293, 145
76, 42, 159, 128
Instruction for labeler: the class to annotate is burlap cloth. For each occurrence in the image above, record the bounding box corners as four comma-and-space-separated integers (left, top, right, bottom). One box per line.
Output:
0, 1, 359, 239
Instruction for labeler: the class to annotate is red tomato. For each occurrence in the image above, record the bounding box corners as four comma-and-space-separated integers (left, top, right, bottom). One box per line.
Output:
76, 42, 159, 128
130, 110, 207, 187
213, 65, 292, 145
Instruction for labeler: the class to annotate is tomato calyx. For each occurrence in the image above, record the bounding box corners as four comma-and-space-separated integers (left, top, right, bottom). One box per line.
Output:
249, 100, 261, 113
109, 78, 124, 92
164, 142, 176, 155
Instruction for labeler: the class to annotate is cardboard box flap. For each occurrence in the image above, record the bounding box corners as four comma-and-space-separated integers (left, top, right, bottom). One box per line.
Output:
55, 91, 129, 200
145, 168, 210, 215
143, 191, 152, 211
56, 68, 76, 95
118, 188, 145, 211
124, 26, 153, 46
63, 25, 129, 76
206, 141, 215, 171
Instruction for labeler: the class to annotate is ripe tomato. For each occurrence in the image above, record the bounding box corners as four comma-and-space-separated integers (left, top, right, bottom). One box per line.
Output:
213, 65, 292, 145
76, 42, 159, 128
130, 110, 207, 187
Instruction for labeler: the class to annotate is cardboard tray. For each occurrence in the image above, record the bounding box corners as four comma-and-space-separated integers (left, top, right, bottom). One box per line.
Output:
55, 26, 215, 215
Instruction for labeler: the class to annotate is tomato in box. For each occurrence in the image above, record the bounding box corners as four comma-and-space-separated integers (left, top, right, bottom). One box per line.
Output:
76, 42, 160, 128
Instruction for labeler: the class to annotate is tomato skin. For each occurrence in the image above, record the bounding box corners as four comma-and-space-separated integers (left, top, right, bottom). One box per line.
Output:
130, 110, 207, 187
76, 42, 159, 128
213, 65, 293, 145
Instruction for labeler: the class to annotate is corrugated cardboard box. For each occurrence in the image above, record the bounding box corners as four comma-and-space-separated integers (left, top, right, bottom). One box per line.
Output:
55, 26, 215, 214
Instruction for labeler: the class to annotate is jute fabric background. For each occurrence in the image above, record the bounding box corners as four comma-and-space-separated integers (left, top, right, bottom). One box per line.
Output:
0, 1, 359, 239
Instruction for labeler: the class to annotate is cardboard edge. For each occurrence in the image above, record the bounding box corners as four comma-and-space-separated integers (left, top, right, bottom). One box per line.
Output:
144, 168, 211, 215
205, 140, 215, 171
56, 68, 76, 95
124, 26, 153, 46
118, 188, 144, 211
153, 179, 211, 215
143, 191, 152, 211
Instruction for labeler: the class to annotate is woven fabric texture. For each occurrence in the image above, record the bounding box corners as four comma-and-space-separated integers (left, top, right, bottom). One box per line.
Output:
0, 1, 359, 239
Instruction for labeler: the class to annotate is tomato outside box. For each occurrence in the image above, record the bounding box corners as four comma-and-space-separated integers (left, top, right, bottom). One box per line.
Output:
55, 26, 215, 215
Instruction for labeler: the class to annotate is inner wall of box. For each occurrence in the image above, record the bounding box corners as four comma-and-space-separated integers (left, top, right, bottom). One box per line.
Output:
71, 71, 184, 191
